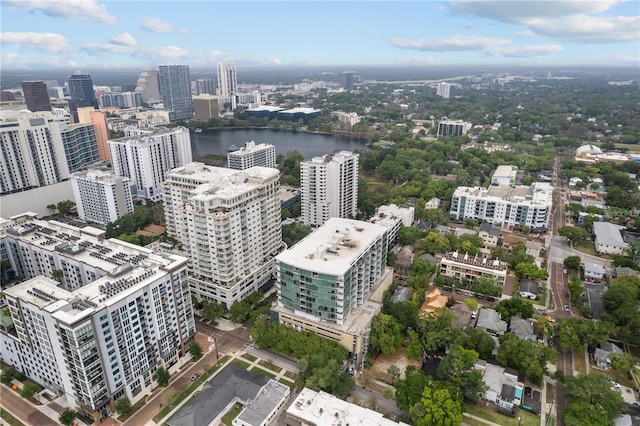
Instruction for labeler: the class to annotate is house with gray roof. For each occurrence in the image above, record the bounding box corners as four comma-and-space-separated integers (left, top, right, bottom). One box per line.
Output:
594, 342, 624, 369
390, 286, 411, 303
509, 317, 536, 340
168, 365, 271, 426
593, 222, 628, 255
518, 279, 539, 300
479, 222, 500, 247
476, 308, 508, 336
584, 262, 606, 282
612, 267, 639, 278
234, 379, 290, 426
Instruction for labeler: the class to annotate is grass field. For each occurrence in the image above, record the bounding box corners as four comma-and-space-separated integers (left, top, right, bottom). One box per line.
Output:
241, 353, 257, 362
614, 143, 640, 152
221, 402, 244, 426
464, 403, 540, 426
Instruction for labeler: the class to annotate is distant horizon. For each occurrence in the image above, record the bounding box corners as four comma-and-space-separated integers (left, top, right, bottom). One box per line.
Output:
1, 1, 638, 71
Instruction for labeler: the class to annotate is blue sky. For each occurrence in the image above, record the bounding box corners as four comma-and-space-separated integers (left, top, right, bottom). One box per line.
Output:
1, 0, 638, 70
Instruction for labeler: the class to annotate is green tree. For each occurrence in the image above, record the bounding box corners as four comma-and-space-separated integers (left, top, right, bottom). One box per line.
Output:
406, 337, 423, 361
154, 367, 170, 386
383, 387, 395, 400
282, 222, 312, 247
563, 255, 581, 271
410, 385, 463, 426
201, 300, 225, 322
228, 301, 251, 323
463, 298, 478, 311
395, 366, 432, 411
557, 318, 611, 352
470, 276, 502, 297
20, 383, 38, 400
189, 342, 203, 360
46, 204, 57, 215
56, 200, 75, 214
495, 297, 534, 322
398, 226, 425, 245
387, 364, 401, 385
436, 345, 486, 402
419, 231, 451, 254
602, 275, 640, 345
369, 313, 403, 355
515, 262, 546, 279
59, 407, 76, 426
496, 333, 556, 386
564, 400, 611, 426
558, 226, 589, 247
563, 374, 624, 424
52, 269, 64, 283
461, 327, 496, 360
609, 352, 636, 382
115, 396, 132, 416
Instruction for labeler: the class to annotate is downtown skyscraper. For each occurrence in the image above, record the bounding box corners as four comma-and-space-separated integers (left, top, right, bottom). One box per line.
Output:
158, 64, 194, 122
68, 72, 98, 123
21, 80, 52, 112
216, 62, 237, 99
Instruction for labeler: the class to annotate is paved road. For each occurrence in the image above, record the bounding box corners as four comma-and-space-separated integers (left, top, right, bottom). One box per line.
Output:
0, 384, 57, 426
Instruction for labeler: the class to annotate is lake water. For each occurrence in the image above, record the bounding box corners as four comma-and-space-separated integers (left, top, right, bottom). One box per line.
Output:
190, 128, 369, 159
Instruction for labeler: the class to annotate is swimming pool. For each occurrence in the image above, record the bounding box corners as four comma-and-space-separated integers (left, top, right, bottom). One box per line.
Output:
515, 387, 523, 399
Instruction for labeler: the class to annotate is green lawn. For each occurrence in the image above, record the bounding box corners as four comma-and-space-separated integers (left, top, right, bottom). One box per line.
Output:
241, 353, 257, 362
258, 360, 282, 373
574, 241, 597, 256
573, 350, 587, 374
284, 371, 296, 380
614, 143, 640, 152
0, 408, 25, 426
278, 378, 295, 390
250, 366, 277, 379
221, 402, 244, 426
232, 359, 250, 370
464, 403, 539, 426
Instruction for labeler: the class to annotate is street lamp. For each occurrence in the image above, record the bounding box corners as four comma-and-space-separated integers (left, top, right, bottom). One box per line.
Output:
213, 336, 219, 361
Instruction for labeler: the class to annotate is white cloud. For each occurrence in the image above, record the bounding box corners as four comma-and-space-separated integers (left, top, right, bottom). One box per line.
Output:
529, 15, 639, 42
487, 44, 563, 57
516, 30, 537, 37
447, 0, 620, 22
140, 17, 186, 34
132, 46, 191, 61
390, 35, 511, 51
0, 32, 71, 54
462, 22, 473, 28
111, 33, 136, 47
447, 0, 638, 43
81, 43, 133, 55
3, 0, 116, 24
2, 52, 77, 69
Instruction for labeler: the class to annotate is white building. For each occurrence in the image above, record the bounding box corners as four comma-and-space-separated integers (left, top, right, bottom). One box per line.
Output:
331, 111, 361, 128
217, 62, 237, 100
450, 166, 553, 232
286, 388, 410, 426
134, 69, 161, 103
491, 165, 518, 186
227, 141, 277, 170
0, 110, 71, 195
231, 91, 262, 110
300, 151, 359, 227
437, 82, 451, 99
0, 213, 195, 422
593, 222, 628, 255
439, 251, 509, 287
108, 126, 192, 201
369, 204, 415, 247
71, 169, 134, 225
162, 163, 283, 306
273, 218, 392, 368
437, 119, 470, 137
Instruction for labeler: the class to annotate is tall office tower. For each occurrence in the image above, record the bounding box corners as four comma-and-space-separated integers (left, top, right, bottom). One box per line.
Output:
194, 78, 215, 95
437, 82, 451, 99
71, 169, 134, 225
68, 72, 98, 123
158, 64, 194, 122
0, 213, 195, 421
227, 141, 277, 170
60, 123, 100, 172
341, 72, 356, 90
78, 106, 110, 161
300, 151, 359, 227
216, 62, 237, 100
272, 217, 390, 368
21, 80, 52, 112
163, 162, 283, 306
0, 111, 70, 195
193, 94, 221, 121
109, 126, 192, 201
135, 69, 162, 103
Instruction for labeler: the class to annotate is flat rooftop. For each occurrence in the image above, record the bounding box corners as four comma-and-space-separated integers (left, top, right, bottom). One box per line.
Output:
275, 218, 387, 276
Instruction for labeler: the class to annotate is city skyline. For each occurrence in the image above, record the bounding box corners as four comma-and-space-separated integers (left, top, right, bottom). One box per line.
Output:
1, 0, 638, 71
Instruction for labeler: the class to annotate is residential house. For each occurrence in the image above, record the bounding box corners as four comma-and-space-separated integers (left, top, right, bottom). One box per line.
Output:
525, 240, 545, 259
420, 288, 448, 317
612, 267, 639, 278
450, 302, 473, 329
568, 177, 583, 187
584, 262, 605, 282
476, 308, 508, 336
593, 222, 628, 255
475, 361, 523, 415
390, 286, 411, 303
509, 317, 537, 340
594, 343, 624, 369
479, 222, 500, 247
518, 279, 539, 300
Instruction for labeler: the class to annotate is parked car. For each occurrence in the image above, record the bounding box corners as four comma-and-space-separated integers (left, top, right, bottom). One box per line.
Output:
563, 269, 567, 274
545, 315, 556, 323
564, 305, 570, 312
191, 373, 200, 382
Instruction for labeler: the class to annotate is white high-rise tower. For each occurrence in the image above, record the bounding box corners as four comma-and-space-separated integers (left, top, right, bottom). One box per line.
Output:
300, 151, 359, 227
217, 62, 237, 100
